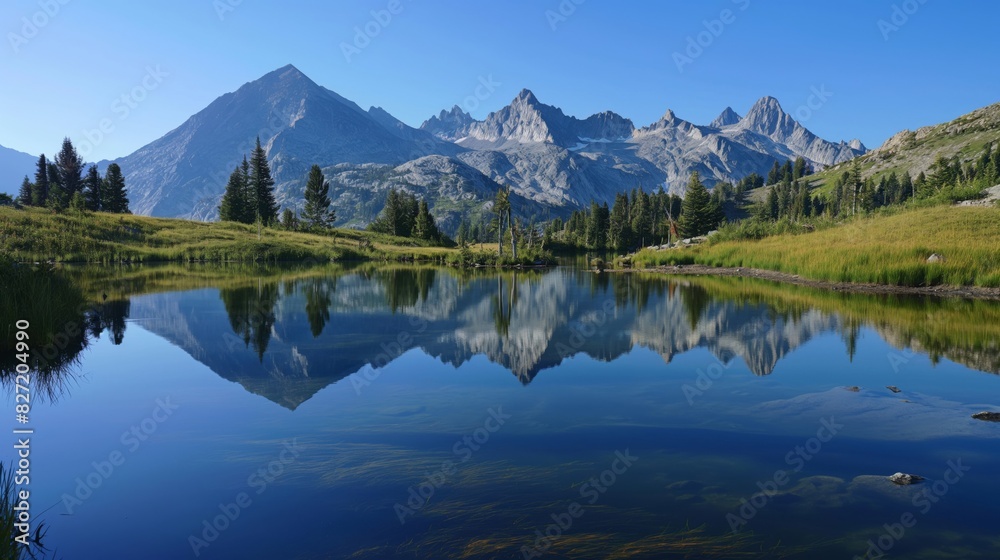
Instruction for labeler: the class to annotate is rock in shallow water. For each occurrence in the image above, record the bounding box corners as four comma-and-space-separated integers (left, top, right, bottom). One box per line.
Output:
888, 472, 924, 485
972, 411, 1000, 422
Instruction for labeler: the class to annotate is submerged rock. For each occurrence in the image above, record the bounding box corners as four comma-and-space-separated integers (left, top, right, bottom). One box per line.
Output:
844, 386, 861, 392
886, 386, 902, 393
972, 411, 1000, 422
888, 472, 924, 485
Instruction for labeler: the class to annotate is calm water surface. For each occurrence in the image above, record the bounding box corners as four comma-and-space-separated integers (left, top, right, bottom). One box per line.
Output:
9, 264, 1000, 559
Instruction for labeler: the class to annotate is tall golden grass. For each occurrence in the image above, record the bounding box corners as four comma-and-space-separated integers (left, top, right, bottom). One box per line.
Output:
634, 206, 1000, 287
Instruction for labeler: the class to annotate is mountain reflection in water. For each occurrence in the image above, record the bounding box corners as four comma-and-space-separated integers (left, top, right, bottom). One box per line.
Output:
60, 264, 998, 410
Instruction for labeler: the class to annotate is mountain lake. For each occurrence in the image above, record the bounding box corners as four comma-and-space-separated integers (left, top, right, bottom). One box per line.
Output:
7, 263, 1000, 559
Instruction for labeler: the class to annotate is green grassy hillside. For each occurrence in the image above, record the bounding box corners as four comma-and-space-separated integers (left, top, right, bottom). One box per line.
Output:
0, 207, 456, 263
810, 101, 1000, 194
633, 205, 1000, 287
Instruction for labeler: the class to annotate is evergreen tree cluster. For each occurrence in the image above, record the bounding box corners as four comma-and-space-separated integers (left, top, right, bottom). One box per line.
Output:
218, 137, 279, 225
368, 188, 443, 242
766, 156, 813, 185
547, 184, 709, 251
820, 144, 998, 219
761, 177, 825, 221
16, 138, 129, 213
454, 219, 492, 245
678, 172, 725, 238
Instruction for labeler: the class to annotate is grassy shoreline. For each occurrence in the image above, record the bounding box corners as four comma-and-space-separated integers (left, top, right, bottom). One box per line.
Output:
0, 207, 457, 264
628, 205, 1000, 289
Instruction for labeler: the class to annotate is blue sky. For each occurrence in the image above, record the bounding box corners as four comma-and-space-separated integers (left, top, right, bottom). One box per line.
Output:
2, 0, 998, 161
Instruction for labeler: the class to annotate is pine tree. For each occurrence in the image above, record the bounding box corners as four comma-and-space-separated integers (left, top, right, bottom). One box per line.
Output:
811, 195, 824, 217
55, 138, 84, 197
851, 158, 863, 215
239, 156, 252, 221
900, 172, 913, 203
84, 165, 102, 211
679, 172, 717, 237
413, 200, 439, 241
608, 192, 632, 252
369, 188, 419, 238
708, 196, 724, 228
46, 161, 67, 211
31, 154, 48, 207
778, 180, 792, 218
302, 164, 334, 228
102, 163, 130, 213
219, 163, 250, 223
280, 208, 299, 230
886, 172, 901, 205
18, 176, 32, 206
799, 183, 812, 217
493, 188, 509, 256
767, 160, 781, 185
630, 190, 651, 248
793, 157, 807, 181
70, 191, 88, 212
781, 160, 794, 183
404, 192, 419, 238
248, 137, 278, 225
765, 186, 780, 221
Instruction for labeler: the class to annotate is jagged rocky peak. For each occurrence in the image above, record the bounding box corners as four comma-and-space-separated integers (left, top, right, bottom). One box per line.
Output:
579, 110, 635, 140
710, 106, 741, 128
458, 88, 562, 145
514, 88, 540, 104
269, 63, 305, 79
250, 63, 321, 97
440, 105, 473, 121
420, 105, 476, 141
100, 63, 885, 223
636, 107, 691, 134
741, 96, 796, 137
848, 138, 867, 151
